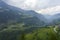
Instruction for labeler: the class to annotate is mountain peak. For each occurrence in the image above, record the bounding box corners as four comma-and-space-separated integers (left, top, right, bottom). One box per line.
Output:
0, 0, 5, 4
0, 0, 8, 7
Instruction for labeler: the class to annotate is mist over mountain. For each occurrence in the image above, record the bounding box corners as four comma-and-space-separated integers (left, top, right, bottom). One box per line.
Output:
0, 0, 47, 28
50, 13, 60, 25
0, 0, 60, 40
42, 13, 60, 25
0, 0, 60, 28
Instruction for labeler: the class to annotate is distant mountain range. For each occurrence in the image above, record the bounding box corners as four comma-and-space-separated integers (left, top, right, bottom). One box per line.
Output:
0, 0, 46, 28
43, 13, 60, 25
51, 13, 60, 25
0, 0, 60, 28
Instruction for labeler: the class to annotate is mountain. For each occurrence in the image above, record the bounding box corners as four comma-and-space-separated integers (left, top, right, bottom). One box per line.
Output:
0, 0, 46, 28
0, 0, 21, 23
51, 13, 60, 25
21, 10, 46, 27
52, 13, 60, 19
43, 13, 60, 25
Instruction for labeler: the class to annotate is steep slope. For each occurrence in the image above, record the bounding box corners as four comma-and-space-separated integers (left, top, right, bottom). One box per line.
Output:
44, 13, 60, 25
0, 1, 20, 24
0, 0, 46, 28
51, 13, 60, 25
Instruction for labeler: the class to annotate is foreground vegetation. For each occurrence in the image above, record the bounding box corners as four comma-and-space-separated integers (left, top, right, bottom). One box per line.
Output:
0, 24, 60, 40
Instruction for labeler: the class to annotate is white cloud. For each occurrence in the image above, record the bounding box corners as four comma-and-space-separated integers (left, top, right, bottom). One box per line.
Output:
3, 0, 60, 10
36, 6, 60, 15
3, 0, 60, 15
9, 0, 19, 3
3, 0, 50, 10
20, 0, 37, 9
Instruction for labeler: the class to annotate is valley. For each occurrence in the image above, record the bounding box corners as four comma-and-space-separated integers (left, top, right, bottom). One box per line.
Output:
0, 0, 60, 40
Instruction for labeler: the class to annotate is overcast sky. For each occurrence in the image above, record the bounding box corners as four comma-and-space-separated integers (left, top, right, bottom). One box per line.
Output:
3, 0, 60, 15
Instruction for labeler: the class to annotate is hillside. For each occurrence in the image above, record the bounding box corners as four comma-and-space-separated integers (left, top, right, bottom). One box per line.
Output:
0, 0, 46, 30
0, 26, 59, 40
0, 0, 60, 40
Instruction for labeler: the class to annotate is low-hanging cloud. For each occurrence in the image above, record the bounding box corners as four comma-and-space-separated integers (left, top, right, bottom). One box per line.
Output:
3, 0, 60, 15
2, 0, 50, 10
37, 6, 60, 15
